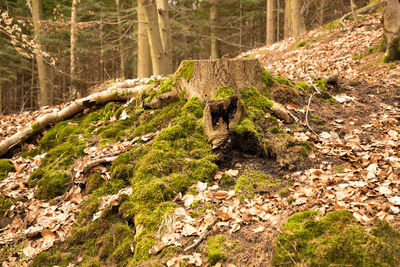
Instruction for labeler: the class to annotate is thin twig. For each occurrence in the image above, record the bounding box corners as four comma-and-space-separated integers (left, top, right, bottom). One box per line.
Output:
305, 92, 317, 135
184, 218, 217, 252
277, 240, 297, 265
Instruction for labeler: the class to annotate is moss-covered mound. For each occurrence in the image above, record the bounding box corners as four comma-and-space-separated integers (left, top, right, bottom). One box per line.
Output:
29, 94, 218, 266
0, 159, 15, 180
273, 210, 400, 266
25, 65, 313, 266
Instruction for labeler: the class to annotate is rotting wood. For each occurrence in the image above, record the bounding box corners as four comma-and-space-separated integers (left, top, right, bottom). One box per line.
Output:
203, 96, 242, 147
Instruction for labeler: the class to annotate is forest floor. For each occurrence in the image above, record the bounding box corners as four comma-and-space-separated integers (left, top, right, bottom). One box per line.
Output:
1, 12, 400, 267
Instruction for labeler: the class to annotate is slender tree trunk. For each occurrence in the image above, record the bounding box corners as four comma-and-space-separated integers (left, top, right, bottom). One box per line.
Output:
382, 0, 400, 62
284, 0, 306, 38
319, 0, 326, 26
31, 0, 51, 106
137, 2, 152, 77
156, 0, 172, 73
350, 0, 359, 25
210, 0, 219, 59
116, 0, 126, 78
0, 83, 2, 115
139, 0, 169, 75
266, 0, 277, 45
70, 0, 79, 100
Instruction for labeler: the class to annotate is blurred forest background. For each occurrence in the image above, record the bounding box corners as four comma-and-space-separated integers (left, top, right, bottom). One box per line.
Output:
0, 0, 369, 114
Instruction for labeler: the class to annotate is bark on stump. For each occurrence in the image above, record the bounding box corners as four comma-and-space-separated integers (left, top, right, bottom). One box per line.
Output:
176, 58, 293, 146
181, 58, 266, 102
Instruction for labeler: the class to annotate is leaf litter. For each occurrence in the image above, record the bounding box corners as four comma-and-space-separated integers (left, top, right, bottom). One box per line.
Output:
1, 13, 400, 266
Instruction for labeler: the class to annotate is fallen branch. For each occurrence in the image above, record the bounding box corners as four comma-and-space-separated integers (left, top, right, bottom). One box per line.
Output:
340, 1, 383, 29
0, 83, 153, 157
305, 93, 315, 134
184, 218, 218, 252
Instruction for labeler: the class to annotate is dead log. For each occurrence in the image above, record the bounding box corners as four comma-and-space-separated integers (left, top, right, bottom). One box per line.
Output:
0, 83, 153, 157
340, 1, 383, 28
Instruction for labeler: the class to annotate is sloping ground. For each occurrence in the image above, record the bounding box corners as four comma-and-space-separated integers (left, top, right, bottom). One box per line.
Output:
1, 13, 400, 267
240, 13, 400, 88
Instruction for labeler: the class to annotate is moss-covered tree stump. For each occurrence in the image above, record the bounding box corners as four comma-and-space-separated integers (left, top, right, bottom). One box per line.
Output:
180, 58, 266, 102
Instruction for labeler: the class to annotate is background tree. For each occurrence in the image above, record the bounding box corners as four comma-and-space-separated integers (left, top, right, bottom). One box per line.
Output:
0, 0, 371, 114
284, 0, 306, 38
266, 0, 277, 44
156, 0, 172, 73
31, 0, 51, 106
382, 0, 400, 62
70, 0, 79, 100
137, 1, 152, 77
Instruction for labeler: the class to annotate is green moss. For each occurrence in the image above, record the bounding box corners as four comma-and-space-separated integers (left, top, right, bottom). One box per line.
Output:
383, 55, 390, 63
176, 60, 195, 82
133, 238, 155, 262
219, 173, 235, 188
262, 68, 275, 87
332, 164, 346, 173
35, 172, 70, 199
273, 76, 294, 87
28, 122, 41, 135
29, 94, 217, 265
240, 86, 273, 112
297, 40, 309, 48
207, 234, 227, 265
0, 196, 12, 220
86, 173, 105, 194
279, 188, 290, 198
235, 170, 280, 198
182, 97, 204, 118
294, 81, 309, 93
232, 119, 257, 135
0, 159, 14, 180
323, 19, 340, 29
273, 210, 400, 266
315, 78, 327, 91
31, 250, 74, 267
214, 86, 235, 100
145, 60, 194, 102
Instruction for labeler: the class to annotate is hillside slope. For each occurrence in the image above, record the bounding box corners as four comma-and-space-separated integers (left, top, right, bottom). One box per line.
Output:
1, 13, 400, 267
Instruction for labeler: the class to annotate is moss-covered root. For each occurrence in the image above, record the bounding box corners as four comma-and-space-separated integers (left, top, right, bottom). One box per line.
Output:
273, 210, 400, 266
0, 159, 15, 180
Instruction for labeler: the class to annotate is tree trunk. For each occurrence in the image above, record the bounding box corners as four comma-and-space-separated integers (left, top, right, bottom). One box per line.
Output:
70, 0, 79, 100
116, 0, 126, 78
137, 1, 152, 77
350, 0, 359, 25
382, 0, 400, 62
210, 1, 219, 59
319, 0, 326, 26
31, 0, 51, 106
266, 0, 277, 45
139, 0, 169, 75
284, 0, 306, 38
156, 0, 172, 73
0, 83, 2, 115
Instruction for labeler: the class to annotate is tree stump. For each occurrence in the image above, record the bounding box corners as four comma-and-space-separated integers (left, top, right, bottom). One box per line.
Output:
181, 58, 266, 102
